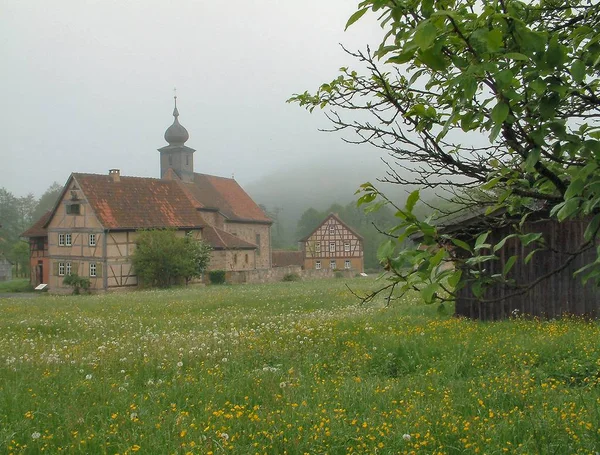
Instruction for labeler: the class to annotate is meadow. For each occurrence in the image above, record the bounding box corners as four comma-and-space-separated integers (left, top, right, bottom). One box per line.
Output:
0, 277, 599, 454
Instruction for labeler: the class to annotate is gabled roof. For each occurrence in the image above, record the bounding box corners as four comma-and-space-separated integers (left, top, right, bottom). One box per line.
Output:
202, 226, 257, 250
299, 213, 363, 242
22, 210, 52, 238
176, 173, 271, 224
73, 173, 206, 230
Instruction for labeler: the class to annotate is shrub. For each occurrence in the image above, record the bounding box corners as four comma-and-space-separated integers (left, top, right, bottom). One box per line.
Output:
131, 229, 211, 288
282, 273, 300, 282
208, 270, 226, 285
334, 271, 344, 279
62, 274, 91, 295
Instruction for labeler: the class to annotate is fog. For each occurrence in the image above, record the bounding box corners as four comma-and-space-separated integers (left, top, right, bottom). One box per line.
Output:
1, 0, 388, 197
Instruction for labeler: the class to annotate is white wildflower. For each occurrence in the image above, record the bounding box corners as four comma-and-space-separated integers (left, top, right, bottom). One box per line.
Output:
403, 433, 411, 441
31, 432, 41, 440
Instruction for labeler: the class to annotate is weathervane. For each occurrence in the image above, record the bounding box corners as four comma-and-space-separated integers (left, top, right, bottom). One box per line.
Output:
173, 87, 177, 108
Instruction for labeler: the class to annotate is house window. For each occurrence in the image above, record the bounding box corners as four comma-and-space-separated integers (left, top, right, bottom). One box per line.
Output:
65, 234, 72, 246
245, 254, 249, 264
315, 242, 321, 253
315, 261, 321, 270
256, 234, 261, 255
90, 263, 97, 277
329, 225, 335, 234
329, 242, 335, 253
186, 154, 189, 166
36, 238, 44, 250
58, 262, 65, 276
89, 234, 96, 246
66, 204, 80, 215
345, 260, 351, 269
330, 260, 337, 270
344, 242, 350, 252
234, 253, 238, 264
59, 233, 65, 246
66, 262, 72, 276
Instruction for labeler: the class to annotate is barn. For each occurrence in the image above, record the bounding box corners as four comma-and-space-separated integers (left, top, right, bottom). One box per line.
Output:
428, 208, 600, 320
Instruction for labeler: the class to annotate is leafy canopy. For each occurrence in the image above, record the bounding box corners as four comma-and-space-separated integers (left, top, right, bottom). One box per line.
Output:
131, 229, 211, 288
290, 0, 600, 304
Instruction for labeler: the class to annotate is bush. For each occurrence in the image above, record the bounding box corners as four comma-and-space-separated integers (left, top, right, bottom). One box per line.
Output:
282, 273, 300, 282
131, 230, 211, 288
208, 270, 226, 285
62, 274, 91, 295
334, 271, 344, 279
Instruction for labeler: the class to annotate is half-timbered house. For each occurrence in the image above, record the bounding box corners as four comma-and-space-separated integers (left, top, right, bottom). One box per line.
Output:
22, 98, 272, 293
301, 213, 364, 272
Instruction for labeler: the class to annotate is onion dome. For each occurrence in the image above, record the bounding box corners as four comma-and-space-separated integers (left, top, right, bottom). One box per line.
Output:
164, 97, 189, 146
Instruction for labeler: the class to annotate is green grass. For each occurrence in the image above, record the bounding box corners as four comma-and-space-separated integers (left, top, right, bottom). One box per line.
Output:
0, 279, 33, 293
0, 278, 599, 454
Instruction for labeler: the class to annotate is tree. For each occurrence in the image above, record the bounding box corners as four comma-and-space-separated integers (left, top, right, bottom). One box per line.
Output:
9, 241, 29, 278
290, 0, 600, 304
131, 230, 211, 288
32, 182, 62, 222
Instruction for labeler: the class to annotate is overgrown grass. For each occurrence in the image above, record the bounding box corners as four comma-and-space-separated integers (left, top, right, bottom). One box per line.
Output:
0, 279, 33, 293
0, 278, 599, 454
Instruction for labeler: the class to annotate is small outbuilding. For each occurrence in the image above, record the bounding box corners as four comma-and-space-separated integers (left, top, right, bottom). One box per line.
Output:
425, 209, 600, 320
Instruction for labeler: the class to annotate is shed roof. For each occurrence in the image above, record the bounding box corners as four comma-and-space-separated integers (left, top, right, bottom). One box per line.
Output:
21, 210, 52, 238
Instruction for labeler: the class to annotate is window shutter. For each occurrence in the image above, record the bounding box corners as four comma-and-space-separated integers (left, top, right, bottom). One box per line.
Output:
72, 262, 79, 275
96, 263, 103, 278
53, 261, 59, 276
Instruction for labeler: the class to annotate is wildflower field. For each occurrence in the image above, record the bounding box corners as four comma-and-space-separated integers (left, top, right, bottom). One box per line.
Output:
1, 278, 599, 454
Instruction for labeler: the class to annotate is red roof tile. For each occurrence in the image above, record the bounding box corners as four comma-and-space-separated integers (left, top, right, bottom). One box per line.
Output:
73, 173, 206, 229
272, 250, 303, 267
179, 173, 271, 223
202, 226, 257, 250
22, 210, 52, 238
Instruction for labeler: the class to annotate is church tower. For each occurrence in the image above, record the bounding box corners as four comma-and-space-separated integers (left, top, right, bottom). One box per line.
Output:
158, 96, 196, 183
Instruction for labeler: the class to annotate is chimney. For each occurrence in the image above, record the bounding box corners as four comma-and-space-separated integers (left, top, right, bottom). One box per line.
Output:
109, 169, 121, 182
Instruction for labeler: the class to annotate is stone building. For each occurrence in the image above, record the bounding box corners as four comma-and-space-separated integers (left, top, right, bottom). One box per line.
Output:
301, 213, 364, 272
23, 98, 272, 292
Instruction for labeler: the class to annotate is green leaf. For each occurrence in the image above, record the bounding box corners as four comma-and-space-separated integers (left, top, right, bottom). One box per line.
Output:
571, 59, 586, 83
486, 29, 503, 52
503, 255, 518, 276
584, 213, 600, 241
557, 197, 580, 221
565, 178, 585, 200
491, 101, 509, 124
345, 8, 368, 30
475, 231, 490, 249
421, 282, 439, 304
504, 52, 529, 61
414, 22, 437, 50
451, 238, 472, 252
493, 234, 517, 252
524, 248, 542, 264
448, 269, 462, 288
406, 190, 420, 213
519, 232, 542, 247
377, 239, 395, 260
418, 47, 448, 71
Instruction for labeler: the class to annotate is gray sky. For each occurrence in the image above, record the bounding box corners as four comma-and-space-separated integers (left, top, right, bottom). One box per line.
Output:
1, 0, 386, 197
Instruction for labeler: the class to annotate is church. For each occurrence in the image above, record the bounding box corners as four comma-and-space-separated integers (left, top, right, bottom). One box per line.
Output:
22, 99, 272, 292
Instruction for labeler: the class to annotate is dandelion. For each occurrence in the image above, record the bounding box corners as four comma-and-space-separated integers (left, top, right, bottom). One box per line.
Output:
403, 433, 411, 441
280, 381, 288, 388
32, 432, 41, 440
177, 361, 183, 368
85, 374, 92, 380
130, 412, 138, 421
220, 432, 229, 441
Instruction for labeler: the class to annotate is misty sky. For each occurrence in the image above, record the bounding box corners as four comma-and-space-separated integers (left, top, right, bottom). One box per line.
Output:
1, 0, 389, 197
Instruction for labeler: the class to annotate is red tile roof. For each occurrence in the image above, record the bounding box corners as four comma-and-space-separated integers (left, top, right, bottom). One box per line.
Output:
73, 173, 206, 229
202, 226, 257, 250
178, 173, 271, 223
22, 210, 52, 238
272, 250, 303, 267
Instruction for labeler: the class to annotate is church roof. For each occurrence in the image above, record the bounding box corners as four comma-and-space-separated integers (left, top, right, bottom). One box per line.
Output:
177, 173, 271, 223
21, 210, 52, 237
73, 173, 207, 230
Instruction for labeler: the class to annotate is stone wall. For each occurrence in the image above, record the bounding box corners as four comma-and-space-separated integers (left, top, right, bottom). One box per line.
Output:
226, 265, 356, 284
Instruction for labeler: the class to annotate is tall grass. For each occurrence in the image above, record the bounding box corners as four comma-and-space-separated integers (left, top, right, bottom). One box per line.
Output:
0, 278, 599, 454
